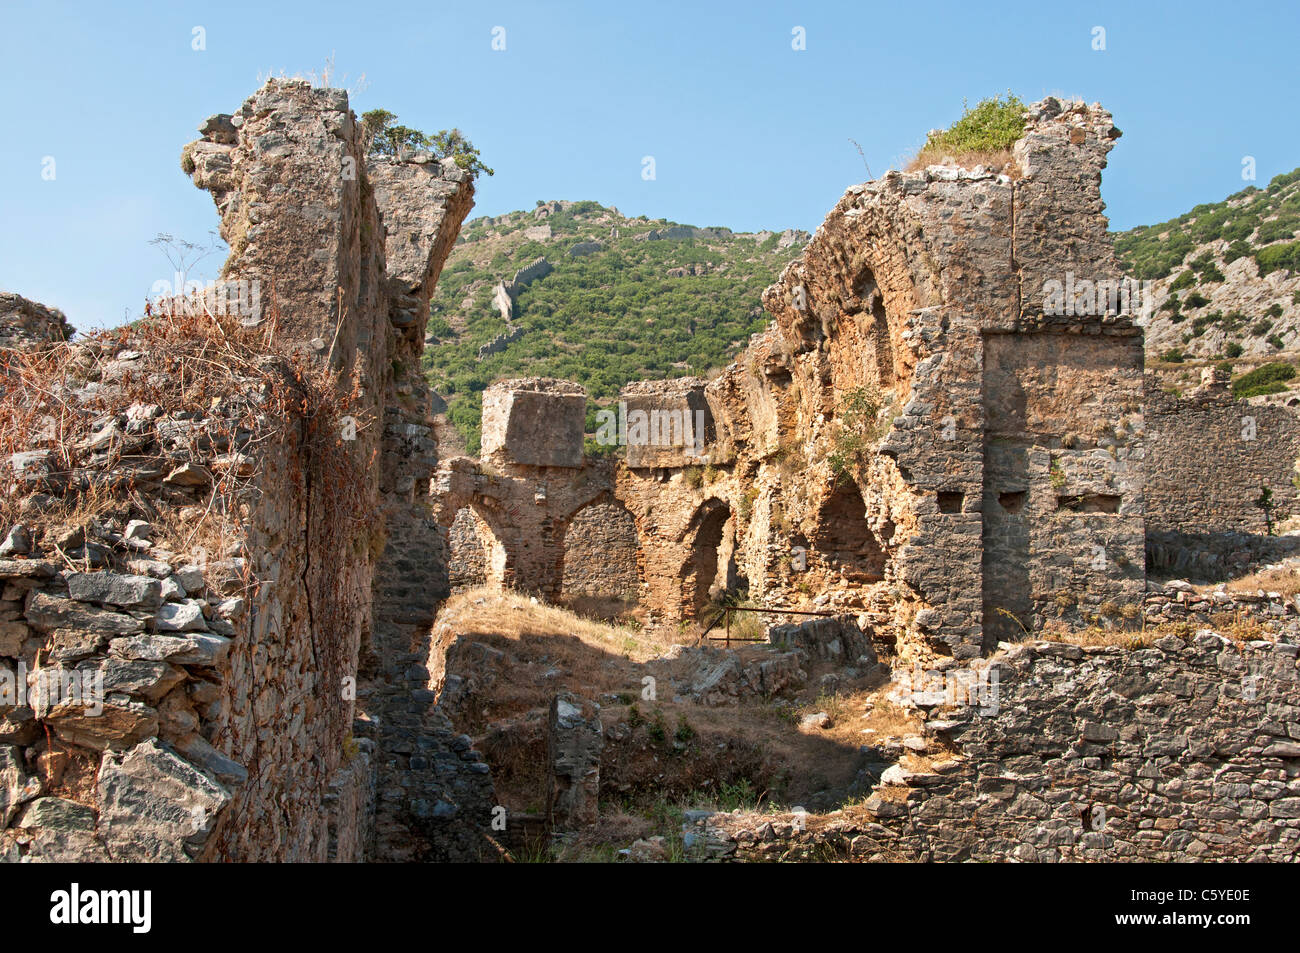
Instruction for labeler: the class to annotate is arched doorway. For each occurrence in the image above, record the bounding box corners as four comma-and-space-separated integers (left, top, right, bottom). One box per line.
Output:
560, 500, 643, 617
812, 481, 885, 584
447, 505, 508, 592
681, 499, 734, 619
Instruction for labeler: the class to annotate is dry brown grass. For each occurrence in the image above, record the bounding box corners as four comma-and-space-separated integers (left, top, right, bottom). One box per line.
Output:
441, 586, 676, 664
1041, 624, 1164, 649
903, 147, 1018, 176
858, 691, 923, 740
1041, 611, 1278, 649
1218, 566, 1300, 598
1207, 610, 1272, 643
436, 590, 877, 816
0, 295, 373, 546
2, 295, 379, 743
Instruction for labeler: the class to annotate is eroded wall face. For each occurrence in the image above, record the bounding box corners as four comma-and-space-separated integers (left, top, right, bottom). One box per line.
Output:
1145, 381, 1300, 578
982, 331, 1145, 642
561, 502, 641, 601
708, 634, 1300, 862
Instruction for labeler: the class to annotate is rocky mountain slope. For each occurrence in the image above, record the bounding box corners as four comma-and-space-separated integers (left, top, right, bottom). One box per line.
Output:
423, 200, 807, 453
1117, 167, 1300, 364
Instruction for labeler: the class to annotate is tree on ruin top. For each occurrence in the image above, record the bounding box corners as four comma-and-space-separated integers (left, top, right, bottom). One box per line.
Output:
361, 108, 494, 180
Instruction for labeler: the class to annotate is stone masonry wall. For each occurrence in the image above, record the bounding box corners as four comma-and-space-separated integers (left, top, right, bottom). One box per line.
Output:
561, 502, 641, 599
448, 508, 488, 592
428, 100, 1148, 654
1146, 377, 1300, 537
1, 79, 488, 863
0, 293, 73, 349
702, 633, 1300, 862
744, 97, 1144, 659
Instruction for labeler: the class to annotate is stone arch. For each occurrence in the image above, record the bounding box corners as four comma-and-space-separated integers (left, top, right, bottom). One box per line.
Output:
446, 503, 510, 592
812, 481, 885, 584
850, 265, 899, 394
680, 498, 734, 619
559, 497, 643, 612
825, 218, 931, 406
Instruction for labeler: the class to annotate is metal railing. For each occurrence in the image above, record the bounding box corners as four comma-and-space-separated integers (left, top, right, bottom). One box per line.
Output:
700, 605, 835, 648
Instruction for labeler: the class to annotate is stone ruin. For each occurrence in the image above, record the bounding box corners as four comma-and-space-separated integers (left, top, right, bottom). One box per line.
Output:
443, 99, 1148, 665
2, 85, 1299, 862
1, 80, 493, 862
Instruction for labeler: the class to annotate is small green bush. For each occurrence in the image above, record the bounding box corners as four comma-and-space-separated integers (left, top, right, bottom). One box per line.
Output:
917, 92, 1026, 161
1160, 348, 1185, 363
1225, 342, 1244, 358
362, 108, 494, 179
1255, 241, 1300, 276
1223, 240, 1253, 264
1233, 361, 1296, 398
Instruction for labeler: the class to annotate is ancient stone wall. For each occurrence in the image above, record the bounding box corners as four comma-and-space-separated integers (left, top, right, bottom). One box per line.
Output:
1145, 373, 1300, 578
727, 98, 1146, 659
1, 78, 492, 864
427, 100, 1151, 656
702, 633, 1300, 862
448, 508, 488, 591
481, 378, 585, 469
0, 343, 371, 862
0, 294, 73, 349
560, 502, 641, 600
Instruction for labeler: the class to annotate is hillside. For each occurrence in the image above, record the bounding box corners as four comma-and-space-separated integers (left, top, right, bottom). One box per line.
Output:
1115, 168, 1300, 372
424, 200, 808, 454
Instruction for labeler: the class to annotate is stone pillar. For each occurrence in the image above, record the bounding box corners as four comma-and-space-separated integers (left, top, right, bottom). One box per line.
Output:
547, 692, 603, 829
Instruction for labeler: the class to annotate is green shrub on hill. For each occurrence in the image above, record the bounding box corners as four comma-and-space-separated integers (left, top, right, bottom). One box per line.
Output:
1233, 361, 1296, 398
1255, 241, 1300, 277
1115, 166, 1300, 281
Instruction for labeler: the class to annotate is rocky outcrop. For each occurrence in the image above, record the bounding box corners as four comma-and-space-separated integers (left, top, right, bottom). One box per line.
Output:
478, 257, 553, 358
0, 293, 73, 349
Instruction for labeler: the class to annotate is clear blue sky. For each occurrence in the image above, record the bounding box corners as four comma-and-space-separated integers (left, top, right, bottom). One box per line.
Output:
2, 0, 1298, 330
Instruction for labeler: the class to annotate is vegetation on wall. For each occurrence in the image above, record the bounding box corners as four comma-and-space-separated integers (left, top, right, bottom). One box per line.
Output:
909, 92, 1026, 169
361, 108, 494, 180
827, 385, 888, 482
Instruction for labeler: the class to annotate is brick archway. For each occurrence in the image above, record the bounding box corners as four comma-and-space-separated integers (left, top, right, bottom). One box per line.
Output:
680, 498, 733, 619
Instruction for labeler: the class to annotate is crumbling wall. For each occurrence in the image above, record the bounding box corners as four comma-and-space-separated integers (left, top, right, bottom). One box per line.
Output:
1, 78, 487, 864
435, 381, 615, 602
561, 502, 641, 600
0, 318, 373, 862
702, 634, 1300, 862
0, 294, 73, 349
1145, 372, 1300, 578
722, 97, 1146, 659
428, 100, 1147, 655
448, 508, 488, 591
